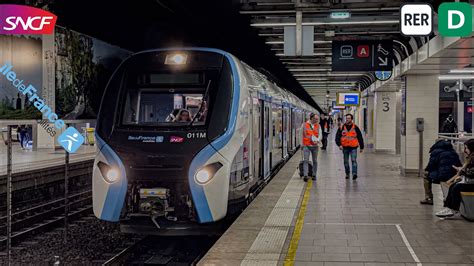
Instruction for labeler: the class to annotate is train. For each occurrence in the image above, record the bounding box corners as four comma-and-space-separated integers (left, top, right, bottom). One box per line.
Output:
92, 48, 317, 235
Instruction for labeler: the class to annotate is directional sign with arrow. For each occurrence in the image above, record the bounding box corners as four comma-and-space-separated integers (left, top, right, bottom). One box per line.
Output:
332, 40, 393, 71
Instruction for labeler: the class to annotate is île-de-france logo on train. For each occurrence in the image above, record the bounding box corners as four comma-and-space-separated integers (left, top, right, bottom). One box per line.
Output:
128, 135, 164, 143
0, 4, 57, 34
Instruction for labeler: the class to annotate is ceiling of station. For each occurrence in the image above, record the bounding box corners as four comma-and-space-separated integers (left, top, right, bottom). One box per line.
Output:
239, 0, 450, 110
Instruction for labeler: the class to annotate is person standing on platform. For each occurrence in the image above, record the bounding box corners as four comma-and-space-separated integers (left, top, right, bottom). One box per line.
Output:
302, 113, 322, 182
319, 113, 330, 150
441, 114, 457, 134
335, 114, 364, 180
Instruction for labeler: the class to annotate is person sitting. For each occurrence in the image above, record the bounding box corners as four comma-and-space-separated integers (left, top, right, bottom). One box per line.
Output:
421, 139, 461, 205
174, 109, 191, 122
436, 139, 474, 218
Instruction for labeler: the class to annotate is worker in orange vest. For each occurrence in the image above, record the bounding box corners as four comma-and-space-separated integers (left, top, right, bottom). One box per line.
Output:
335, 113, 364, 180
302, 113, 322, 182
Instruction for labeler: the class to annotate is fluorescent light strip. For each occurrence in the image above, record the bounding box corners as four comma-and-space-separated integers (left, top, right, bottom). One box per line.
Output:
449, 69, 474, 74
276, 53, 331, 56
293, 73, 363, 77
251, 20, 399, 27
289, 68, 331, 71
266, 40, 332, 44
439, 75, 474, 80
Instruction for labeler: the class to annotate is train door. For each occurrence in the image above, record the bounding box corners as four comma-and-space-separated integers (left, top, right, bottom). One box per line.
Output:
252, 97, 261, 182
282, 107, 288, 159
262, 101, 271, 179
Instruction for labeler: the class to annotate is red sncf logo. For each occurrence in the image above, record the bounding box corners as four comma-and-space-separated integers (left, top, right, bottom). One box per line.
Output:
0, 5, 57, 34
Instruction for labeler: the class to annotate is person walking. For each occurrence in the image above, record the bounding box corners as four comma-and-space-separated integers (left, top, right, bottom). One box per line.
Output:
302, 113, 322, 182
335, 114, 364, 180
319, 113, 330, 150
420, 139, 461, 205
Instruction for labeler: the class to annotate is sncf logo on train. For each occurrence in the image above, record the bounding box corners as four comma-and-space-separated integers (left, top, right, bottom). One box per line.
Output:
0, 5, 57, 34
170, 136, 184, 143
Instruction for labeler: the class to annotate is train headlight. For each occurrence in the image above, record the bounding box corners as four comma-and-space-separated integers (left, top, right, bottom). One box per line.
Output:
165, 53, 188, 65
98, 162, 120, 183
194, 162, 223, 185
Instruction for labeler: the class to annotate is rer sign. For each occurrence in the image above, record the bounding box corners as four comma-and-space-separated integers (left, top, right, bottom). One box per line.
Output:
0, 4, 57, 34
336, 92, 361, 106
400, 2, 472, 37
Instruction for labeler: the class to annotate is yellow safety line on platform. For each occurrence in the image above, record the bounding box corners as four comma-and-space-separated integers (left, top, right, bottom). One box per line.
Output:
284, 179, 312, 266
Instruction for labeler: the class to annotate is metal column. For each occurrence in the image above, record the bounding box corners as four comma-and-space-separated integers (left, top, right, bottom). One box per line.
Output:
63, 148, 69, 244
6, 126, 12, 265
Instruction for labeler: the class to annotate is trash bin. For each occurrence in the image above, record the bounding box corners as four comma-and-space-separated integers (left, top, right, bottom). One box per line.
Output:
86, 128, 95, 145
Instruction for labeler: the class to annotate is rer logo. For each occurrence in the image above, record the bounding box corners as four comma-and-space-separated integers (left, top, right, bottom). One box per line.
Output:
57, 127, 84, 153
400, 4, 433, 36
438, 2, 472, 37
0, 4, 57, 34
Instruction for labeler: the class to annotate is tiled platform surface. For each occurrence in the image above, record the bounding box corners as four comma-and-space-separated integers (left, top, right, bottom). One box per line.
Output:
199, 139, 474, 266
0, 143, 96, 175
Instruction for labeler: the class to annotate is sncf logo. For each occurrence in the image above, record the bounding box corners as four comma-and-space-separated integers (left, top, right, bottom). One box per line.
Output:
0, 5, 57, 34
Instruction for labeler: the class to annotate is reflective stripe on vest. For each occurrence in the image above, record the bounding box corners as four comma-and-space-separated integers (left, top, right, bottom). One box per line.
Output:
341, 124, 359, 148
303, 122, 319, 146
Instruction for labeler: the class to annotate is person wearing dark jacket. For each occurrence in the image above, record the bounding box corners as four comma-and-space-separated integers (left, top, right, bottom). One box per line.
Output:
436, 139, 474, 217
319, 113, 330, 150
421, 139, 462, 205
335, 114, 364, 180
441, 114, 457, 133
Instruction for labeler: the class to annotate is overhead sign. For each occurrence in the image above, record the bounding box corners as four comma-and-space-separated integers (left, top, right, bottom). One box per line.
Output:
336, 92, 361, 106
399, 2, 472, 37
400, 4, 433, 36
332, 101, 345, 110
332, 40, 393, 71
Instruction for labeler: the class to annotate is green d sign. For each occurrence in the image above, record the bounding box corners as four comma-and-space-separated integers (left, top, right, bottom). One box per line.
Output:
438, 2, 472, 37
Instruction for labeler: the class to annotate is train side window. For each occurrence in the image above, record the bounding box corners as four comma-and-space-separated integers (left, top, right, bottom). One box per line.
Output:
207, 59, 232, 141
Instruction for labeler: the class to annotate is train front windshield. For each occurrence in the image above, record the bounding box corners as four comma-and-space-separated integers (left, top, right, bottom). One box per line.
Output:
98, 50, 233, 141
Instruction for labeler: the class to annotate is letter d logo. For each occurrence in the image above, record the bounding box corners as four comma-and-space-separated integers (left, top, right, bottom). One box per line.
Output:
439, 2, 472, 37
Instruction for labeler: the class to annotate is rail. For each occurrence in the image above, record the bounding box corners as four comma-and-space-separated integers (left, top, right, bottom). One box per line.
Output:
0, 190, 92, 246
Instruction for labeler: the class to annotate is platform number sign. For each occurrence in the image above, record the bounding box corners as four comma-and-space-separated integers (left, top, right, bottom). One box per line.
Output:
400, 4, 433, 36
382, 97, 390, 112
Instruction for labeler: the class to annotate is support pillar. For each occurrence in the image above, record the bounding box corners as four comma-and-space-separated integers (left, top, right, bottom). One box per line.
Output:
400, 74, 439, 176
374, 91, 397, 153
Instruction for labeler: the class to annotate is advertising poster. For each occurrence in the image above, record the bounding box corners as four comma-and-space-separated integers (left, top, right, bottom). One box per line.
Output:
55, 27, 131, 119
0, 35, 42, 119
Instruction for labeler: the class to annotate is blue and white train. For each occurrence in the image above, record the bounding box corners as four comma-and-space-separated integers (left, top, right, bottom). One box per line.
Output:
92, 48, 317, 235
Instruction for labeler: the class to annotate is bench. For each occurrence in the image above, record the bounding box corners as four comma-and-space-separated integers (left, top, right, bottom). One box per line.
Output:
460, 192, 474, 221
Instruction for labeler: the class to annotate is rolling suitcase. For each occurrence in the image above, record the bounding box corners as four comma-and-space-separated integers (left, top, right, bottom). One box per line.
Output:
298, 148, 312, 178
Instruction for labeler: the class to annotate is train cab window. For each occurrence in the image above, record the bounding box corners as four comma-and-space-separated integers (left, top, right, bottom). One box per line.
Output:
122, 90, 208, 126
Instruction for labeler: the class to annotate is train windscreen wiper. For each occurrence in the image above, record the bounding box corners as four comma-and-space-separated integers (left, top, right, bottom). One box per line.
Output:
188, 79, 212, 127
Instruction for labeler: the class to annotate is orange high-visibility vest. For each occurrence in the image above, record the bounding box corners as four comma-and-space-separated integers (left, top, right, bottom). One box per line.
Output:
340, 124, 359, 148
303, 122, 319, 146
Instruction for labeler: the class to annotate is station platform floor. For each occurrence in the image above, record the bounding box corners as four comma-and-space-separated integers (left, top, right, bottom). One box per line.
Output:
0, 143, 96, 175
199, 142, 474, 265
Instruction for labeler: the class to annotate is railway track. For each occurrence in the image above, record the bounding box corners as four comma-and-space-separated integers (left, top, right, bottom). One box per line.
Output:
0, 189, 92, 247
100, 236, 216, 266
